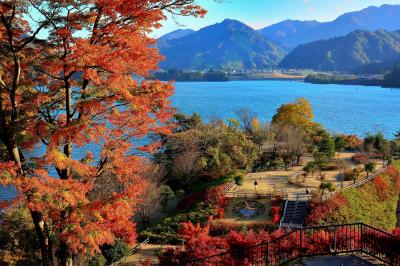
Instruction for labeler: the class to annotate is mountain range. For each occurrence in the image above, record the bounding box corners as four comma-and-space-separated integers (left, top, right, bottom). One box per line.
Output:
279, 29, 400, 72
157, 4, 400, 72
260, 4, 400, 49
158, 19, 286, 70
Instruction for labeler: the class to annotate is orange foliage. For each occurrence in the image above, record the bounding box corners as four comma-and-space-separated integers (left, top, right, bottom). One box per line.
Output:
0, 0, 207, 261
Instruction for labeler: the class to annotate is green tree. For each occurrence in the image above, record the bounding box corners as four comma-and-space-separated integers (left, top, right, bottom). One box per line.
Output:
364, 162, 376, 178
303, 162, 317, 178
161, 186, 175, 210
319, 134, 336, 159
102, 239, 130, 264
319, 182, 335, 195
334, 135, 347, 157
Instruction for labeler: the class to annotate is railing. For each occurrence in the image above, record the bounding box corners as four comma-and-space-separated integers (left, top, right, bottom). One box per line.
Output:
131, 237, 149, 253
224, 191, 277, 199
322, 165, 389, 201
182, 223, 400, 266
110, 238, 149, 266
223, 180, 237, 194
279, 199, 289, 228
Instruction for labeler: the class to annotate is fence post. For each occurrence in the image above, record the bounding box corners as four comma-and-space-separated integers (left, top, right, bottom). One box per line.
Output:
300, 227, 303, 260
360, 223, 363, 254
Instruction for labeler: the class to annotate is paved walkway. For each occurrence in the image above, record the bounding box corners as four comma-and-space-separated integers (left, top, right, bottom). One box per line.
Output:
303, 255, 384, 266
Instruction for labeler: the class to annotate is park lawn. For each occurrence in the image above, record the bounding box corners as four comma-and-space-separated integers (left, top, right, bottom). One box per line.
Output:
325, 174, 398, 231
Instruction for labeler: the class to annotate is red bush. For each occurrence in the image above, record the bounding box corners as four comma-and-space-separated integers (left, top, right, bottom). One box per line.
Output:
306, 194, 348, 224
351, 153, 368, 164
386, 165, 400, 192
209, 220, 276, 236
270, 195, 282, 224
373, 176, 389, 201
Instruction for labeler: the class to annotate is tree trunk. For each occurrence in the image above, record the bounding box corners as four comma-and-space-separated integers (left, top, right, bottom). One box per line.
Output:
4, 141, 55, 266
31, 209, 55, 266
60, 241, 73, 266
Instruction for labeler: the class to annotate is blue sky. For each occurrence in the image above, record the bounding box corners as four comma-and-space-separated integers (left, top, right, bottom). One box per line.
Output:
154, 0, 400, 37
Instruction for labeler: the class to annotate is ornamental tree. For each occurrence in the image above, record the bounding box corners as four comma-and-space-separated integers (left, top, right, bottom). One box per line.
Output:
0, 1, 206, 265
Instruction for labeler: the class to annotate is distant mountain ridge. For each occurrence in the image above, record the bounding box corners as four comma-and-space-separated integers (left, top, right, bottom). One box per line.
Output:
260, 4, 400, 49
158, 19, 286, 70
279, 29, 400, 72
158, 29, 195, 41
157, 4, 400, 71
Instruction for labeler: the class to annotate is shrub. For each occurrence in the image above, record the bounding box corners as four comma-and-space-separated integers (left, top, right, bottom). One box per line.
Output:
208, 221, 277, 236
343, 168, 362, 182
320, 163, 338, 171
307, 194, 349, 224
374, 176, 389, 201
308, 166, 400, 230
270, 196, 282, 224
101, 239, 130, 264
352, 153, 368, 164
0, 207, 39, 265
364, 161, 376, 176
86, 254, 107, 266
234, 174, 244, 186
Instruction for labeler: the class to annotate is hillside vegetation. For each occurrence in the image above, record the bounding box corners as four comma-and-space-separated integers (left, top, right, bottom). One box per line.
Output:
308, 163, 400, 230
280, 29, 400, 72
158, 19, 286, 70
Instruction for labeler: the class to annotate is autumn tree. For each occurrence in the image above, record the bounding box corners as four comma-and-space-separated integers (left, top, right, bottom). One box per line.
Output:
0, 1, 206, 265
272, 98, 317, 133
269, 123, 307, 170
235, 108, 257, 133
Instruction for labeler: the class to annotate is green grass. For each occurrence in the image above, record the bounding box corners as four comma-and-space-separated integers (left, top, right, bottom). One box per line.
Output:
324, 170, 398, 231
190, 170, 245, 192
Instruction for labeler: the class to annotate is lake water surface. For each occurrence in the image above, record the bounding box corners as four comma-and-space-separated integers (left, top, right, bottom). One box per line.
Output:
172, 80, 400, 138
1, 80, 400, 201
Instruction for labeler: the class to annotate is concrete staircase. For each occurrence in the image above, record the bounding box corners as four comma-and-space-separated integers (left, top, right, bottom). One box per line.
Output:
280, 199, 308, 228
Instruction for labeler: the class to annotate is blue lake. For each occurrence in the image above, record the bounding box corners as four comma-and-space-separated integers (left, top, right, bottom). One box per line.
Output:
172, 80, 400, 138
1, 80, 400, 201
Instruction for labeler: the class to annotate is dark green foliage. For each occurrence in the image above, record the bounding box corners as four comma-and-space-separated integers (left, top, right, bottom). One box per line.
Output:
303, 162, 317, 177
101, 239, 130, 264
304, 74, 349, 84
334, 135, 347, 153
280, 29, 400, 72
319, 182, 335, 194
158, 19, 286, 70
161, 186, 175, 210
364, 162, 376, 177
155, 114, 257, 190
317, 131, 336, 159
0, 207, 40, 265
152, 69, 229, 82
140, 204, 215, 244
233, 171, 245, 186
383, 64, 400, 87
86, 254, 107, 266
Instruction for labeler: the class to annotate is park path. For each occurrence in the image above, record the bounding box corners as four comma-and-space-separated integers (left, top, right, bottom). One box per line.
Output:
229, 153, 367, 199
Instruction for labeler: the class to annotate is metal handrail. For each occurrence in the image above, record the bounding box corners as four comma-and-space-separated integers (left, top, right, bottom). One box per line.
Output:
183, 222, 400, 266
322, 165, 389, 201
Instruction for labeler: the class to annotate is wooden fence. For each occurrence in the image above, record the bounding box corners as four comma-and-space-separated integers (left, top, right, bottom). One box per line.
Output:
322, 165, 389, 201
